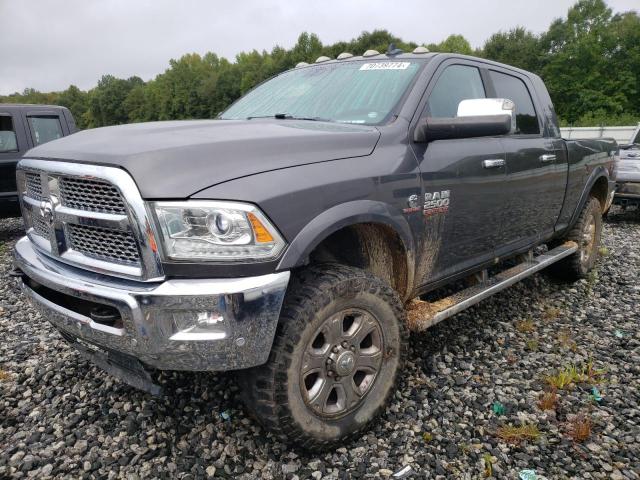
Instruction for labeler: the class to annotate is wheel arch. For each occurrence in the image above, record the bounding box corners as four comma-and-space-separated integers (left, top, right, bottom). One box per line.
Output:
276, 200, 416, 300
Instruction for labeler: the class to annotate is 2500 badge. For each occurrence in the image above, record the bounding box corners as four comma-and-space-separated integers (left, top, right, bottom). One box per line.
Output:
404, 190, 451, 217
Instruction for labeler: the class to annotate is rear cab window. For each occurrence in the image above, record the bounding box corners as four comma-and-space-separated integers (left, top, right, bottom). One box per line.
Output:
0, 115, 19, 153
28, 115, 64, 145
488, 71, 540, 135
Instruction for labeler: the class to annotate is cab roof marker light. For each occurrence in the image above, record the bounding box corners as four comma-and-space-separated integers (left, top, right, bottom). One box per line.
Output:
362, 49, 380, 57
337, 52, 353, 60
295, 62, 309, 68
413, 46, 430, 54
315, 56, 331, 63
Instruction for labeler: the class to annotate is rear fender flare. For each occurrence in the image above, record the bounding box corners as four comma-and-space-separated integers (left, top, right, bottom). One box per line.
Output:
566, 167, 611, 231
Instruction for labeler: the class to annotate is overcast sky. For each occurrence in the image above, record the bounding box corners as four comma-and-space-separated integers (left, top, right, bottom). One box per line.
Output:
1, 0, 637, 95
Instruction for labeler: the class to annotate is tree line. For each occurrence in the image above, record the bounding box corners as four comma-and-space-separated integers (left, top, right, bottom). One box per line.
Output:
2, 0, 638, 129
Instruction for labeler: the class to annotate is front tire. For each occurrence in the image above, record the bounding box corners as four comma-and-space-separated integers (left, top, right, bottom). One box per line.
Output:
548, 196, 602, 281
238, 264, 408, 449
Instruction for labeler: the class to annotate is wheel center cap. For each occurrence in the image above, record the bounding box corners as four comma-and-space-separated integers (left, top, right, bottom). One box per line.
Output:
335, 351, 356, 376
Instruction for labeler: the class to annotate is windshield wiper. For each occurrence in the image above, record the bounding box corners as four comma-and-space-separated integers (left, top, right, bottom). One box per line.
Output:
246, 113, 333, 122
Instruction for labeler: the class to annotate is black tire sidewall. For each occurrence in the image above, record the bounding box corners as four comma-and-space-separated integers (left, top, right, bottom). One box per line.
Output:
283, 285, 403, 442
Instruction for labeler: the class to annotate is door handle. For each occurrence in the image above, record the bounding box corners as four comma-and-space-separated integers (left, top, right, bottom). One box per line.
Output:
482, 159, 505, 169
539, 154, 556, 163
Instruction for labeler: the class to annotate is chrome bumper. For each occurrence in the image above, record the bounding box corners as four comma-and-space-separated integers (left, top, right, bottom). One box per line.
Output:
14, 236, 290, 371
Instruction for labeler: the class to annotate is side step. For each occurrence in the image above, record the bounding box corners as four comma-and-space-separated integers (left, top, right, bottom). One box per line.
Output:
407, 241, 578, 332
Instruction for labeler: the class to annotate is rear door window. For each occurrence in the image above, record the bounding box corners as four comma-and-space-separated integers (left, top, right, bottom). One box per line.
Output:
426, 65, 486, 118
28, 115, 63, 145
0, 115, 19, 153
489, 71, 540, 135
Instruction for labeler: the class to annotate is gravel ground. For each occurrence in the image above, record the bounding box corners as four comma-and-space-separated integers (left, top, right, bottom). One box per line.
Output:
1, 207, 639, 479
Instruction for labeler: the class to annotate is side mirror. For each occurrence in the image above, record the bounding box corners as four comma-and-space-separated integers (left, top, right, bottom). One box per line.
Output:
414, 98, 515, 142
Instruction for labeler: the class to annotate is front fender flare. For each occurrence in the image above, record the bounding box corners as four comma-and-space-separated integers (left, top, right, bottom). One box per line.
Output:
276, 200, 416, 289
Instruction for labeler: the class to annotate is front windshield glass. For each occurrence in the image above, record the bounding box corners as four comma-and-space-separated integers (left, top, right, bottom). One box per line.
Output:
220, 60, 425, 125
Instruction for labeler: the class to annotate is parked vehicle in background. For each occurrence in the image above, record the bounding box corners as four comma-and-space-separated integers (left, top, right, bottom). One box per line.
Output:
613, 124, 640, 208
0, 104, 77, 217
13, 51, 616, 448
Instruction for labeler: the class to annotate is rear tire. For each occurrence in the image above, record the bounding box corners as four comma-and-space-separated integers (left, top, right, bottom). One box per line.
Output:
548, 196, 602, 281
237, 264, 408, 450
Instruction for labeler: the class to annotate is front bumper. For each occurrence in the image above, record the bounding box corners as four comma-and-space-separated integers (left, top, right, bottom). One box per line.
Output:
13, 236, 290, 371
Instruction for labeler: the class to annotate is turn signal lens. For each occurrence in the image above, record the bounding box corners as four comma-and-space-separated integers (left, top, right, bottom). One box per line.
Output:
247, 212, 274, 243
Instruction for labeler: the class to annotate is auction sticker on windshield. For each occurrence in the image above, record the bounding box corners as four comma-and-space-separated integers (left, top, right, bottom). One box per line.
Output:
359, 62, 411, 71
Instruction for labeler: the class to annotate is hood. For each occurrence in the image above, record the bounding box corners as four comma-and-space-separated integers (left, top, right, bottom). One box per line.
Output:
26, 119, 380, 198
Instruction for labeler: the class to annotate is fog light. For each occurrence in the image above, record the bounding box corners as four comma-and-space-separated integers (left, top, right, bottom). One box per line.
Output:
170, 311, 227, 341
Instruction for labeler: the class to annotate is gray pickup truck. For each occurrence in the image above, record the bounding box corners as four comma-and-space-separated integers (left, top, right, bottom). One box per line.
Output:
0, 104, 77, 217
614, 124, 640, 208
13, 50, 616, 448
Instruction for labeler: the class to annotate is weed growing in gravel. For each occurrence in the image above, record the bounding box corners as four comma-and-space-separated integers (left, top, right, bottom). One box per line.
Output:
537, 390, 559, 411
421, 432, 433, 443
565, 414, 592, 443
516, 318, 535, 333
586, 268, 599, 292
542, 306, 562, 322
0, 369, 11, 381
557, 329, 578, 352
598, 246, 610, 256
482, 453, 494, 477
526, 339, 539, 352
496, 422, 541, 445
545, 361, 606, 390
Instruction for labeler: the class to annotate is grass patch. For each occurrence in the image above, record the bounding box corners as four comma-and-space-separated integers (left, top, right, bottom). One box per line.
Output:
537, 390, 559, 411
566, 414, 592, 443
526, 339, 539, 352
557, 329, 578, 352
544, 361, 606, 390
483, 453, 494, 477
598, 246, 610, 257
542, 306, 562, 322
496, 422, 541, 445
421, 432, 433, 443
516, 318, 535, 333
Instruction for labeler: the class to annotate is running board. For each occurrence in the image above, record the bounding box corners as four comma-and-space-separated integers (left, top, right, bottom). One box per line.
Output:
407, 241, 578, 332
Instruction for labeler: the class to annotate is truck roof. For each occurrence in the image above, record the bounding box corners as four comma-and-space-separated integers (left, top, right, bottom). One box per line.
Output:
294, 52, 538, 80
0, 103, 69, 111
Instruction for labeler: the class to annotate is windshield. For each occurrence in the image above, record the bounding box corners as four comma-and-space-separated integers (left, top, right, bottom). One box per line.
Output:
633, 128, 640, 145
220, 60, 425, 125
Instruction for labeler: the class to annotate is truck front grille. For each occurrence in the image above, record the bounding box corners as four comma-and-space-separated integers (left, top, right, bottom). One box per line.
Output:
25, 172, 43, 200
31, 213, 50, 238
59, 177, 127, 215
67, 224, 140, 264
17, 159, 163, 280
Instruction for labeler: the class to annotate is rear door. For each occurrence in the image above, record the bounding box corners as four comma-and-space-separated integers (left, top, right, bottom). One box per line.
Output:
487, 69, 567, 253
0, 109, 30, 203
411, 60, 507, 285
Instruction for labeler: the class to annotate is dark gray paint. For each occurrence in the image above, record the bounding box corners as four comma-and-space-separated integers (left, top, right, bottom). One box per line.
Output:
21, 53, 616, 297
0, 104, 76, 217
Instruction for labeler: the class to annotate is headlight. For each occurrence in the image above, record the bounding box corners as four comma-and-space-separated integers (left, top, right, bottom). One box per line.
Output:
153, 201, 286, 262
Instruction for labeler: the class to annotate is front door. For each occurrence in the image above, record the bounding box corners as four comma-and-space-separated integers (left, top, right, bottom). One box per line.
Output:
411, 62, 507, 285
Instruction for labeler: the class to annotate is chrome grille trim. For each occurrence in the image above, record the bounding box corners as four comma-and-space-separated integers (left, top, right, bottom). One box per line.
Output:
16, 159, 164, 281
59, 177, 127, 215
67, 224, 140, 264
